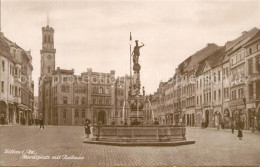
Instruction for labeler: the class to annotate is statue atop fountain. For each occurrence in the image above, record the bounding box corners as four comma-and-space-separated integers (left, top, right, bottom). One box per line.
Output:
128, 40, 145, 125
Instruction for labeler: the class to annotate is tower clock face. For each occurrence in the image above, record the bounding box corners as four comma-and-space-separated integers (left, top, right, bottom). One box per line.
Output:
47, 55, 51, 59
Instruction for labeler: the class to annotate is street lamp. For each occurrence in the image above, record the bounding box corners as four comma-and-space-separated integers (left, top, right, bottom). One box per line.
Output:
251, 108, 255, 132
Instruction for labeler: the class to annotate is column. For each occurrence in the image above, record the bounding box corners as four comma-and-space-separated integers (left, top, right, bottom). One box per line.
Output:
6, 104, 9, 124
13, 107, 16, 124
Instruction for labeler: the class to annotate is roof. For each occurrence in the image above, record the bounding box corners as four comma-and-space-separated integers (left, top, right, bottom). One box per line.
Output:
225, 27, 259, 52
195, 47, 225, 76
178, 43, 219, 74
206, 47, 225, 68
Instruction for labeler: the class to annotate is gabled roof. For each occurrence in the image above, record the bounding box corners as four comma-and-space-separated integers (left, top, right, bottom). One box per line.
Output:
195, 61, 206, 76
206, 47, 225, 68
225, 27, 259, 52
178, 43, 219, 74
195, 47, 225, 76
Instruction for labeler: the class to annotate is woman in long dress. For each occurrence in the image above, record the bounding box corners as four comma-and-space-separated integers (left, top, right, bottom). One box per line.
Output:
85, 119, 91, 139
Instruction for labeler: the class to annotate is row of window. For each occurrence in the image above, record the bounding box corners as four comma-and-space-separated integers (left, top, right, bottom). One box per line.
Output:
231, 88, 244, 100
44, 34, 53, 44
9, 84, 21, 97
93, 87, 110, 94
61, 109, 86, 119
93, 97, 111, 105
60, 76, 113, 84
1, 82, 21, 97
1, 61, 21, 76
248, 56, 260, 74
74, 109, 86, 118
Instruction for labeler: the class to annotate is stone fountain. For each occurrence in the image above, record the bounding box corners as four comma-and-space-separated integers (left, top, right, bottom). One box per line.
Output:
84, 39, 195, 146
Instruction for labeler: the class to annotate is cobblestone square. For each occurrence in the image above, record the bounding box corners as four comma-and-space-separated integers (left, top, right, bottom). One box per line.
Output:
0, 126, 259, 166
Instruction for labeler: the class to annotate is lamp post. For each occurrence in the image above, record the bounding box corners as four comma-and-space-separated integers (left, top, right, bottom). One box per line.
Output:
242, 96, 246, 129
251, 108, 255, 132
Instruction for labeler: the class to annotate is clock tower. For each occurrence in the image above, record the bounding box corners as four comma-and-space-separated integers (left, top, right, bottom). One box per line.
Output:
40, 23, 56, 77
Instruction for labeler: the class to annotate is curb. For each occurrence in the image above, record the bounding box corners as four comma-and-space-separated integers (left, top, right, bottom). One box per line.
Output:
187, 127, 259, 134
83, 140, 195, 146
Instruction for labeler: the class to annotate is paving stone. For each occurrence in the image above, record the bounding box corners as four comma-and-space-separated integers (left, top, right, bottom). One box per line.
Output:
0, 125, 259, 166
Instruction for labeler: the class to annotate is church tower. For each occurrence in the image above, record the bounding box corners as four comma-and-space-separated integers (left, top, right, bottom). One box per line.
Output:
40, 17, 56, 77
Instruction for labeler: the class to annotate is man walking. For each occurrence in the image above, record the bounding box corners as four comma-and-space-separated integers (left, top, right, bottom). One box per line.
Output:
39, 113, 44, 129
1, 113, 5, 125
231, 121, 235, 134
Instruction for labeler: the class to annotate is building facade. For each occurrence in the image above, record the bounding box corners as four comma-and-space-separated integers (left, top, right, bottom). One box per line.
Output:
0, 32, 34, 125
38, 24, 133, 126
151, 27, 260, 131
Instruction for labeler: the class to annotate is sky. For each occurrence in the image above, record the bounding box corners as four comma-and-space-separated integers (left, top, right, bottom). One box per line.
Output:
1, 0, 260, 96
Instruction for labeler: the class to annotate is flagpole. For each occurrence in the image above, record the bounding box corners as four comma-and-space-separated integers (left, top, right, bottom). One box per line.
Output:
130, 32, 132, 94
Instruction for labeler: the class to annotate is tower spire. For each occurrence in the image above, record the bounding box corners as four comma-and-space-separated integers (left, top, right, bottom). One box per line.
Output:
47, 10, 49, 26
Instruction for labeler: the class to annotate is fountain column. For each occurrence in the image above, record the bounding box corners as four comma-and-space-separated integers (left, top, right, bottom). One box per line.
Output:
128, 40, 145, 125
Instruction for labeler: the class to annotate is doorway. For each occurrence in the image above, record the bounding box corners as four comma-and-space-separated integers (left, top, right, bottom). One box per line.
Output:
97, 111, 106, 124
205, 110, 209, 127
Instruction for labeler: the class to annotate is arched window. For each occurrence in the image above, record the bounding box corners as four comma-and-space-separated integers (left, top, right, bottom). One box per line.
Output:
44, 35, 46, 43
48, 66, 51, 73
48, 35, 50, 43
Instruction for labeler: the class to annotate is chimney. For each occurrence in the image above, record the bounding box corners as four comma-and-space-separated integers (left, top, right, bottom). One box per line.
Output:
110, 70, 115, 75
207, 43, 214, 47
242, 31, 247, 35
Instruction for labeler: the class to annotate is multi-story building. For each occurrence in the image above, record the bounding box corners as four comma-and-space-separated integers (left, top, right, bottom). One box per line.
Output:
152, 27, 260, 131
151, 81, 167, 124
244, 30, 260, 131
173, 43, 220, 126
32, 96, 39, 124
0, 32, 34, 125
227, 28, 260, 130
195, 47, 225, 127
38, 23, 133, 126
163, 78, 174, 125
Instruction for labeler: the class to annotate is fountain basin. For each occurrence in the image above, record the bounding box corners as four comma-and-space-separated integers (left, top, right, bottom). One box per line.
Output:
84, 125, 195, 146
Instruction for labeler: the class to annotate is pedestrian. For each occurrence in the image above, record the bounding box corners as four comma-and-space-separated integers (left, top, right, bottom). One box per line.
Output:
237, 118, 244, 140
153, 118, 159, 125
221, 122, 225, 129
231, 121, 235, 134
39, 113, 44, 129
237, 129, 243, 140
1, 113, 5, 125
124, 119, 128, 126
84, 119, 91, 139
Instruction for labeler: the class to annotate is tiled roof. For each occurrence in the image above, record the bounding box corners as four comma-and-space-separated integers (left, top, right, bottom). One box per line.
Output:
206, 47, 225, 68
178, 43, 219, 74
195, 47, 225, 76
195, 61, 205, 76
225, 27, 259, 52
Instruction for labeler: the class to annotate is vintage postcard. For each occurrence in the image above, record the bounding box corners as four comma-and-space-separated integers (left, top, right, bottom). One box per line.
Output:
0, 0, 260, 166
